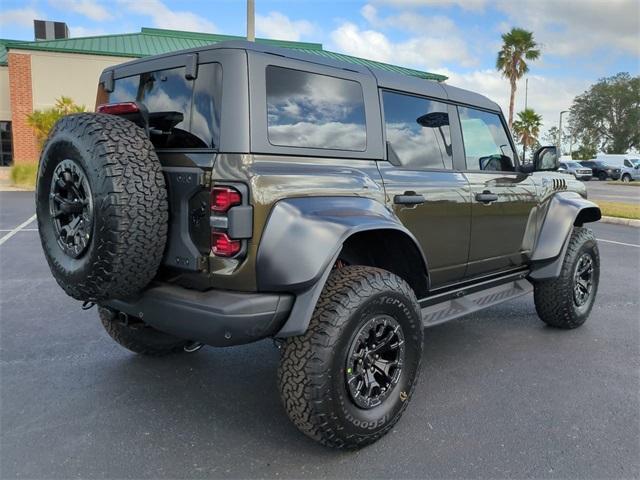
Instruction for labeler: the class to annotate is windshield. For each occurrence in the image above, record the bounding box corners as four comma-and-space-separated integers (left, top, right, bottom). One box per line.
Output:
566, 161, 582, 167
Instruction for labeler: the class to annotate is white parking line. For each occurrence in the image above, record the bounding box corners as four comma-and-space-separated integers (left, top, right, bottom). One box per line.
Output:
0, 215, 37, 246
597, 238, 640, 248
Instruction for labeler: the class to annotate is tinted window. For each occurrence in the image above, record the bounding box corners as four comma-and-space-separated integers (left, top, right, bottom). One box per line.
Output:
266, 66, 366, 151
108, 63, 222, 149
0, 121, 12, 166
459, 107, 515, 172
382, 91, 452, 169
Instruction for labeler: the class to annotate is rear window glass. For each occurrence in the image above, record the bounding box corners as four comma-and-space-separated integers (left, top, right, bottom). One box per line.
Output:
266, 66, 366, 151
107, 63, 222, 149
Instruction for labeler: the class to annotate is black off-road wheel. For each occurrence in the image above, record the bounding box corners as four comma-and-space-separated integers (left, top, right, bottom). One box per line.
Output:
598, 171, 607, 181
278, 266, 423, 449
36, 113, 168, 302
534, 227, 600, 329
99, 307, 189, 356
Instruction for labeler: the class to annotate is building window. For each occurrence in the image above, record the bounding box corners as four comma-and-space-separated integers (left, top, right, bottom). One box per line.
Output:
0, 122, 12, 166
266, 66, 367, 151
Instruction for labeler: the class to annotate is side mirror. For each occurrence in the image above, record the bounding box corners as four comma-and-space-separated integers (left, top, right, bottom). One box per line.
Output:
533, 146, 559, 171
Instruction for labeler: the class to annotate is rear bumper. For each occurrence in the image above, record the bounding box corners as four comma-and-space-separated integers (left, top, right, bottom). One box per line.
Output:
105, 284, 294, 347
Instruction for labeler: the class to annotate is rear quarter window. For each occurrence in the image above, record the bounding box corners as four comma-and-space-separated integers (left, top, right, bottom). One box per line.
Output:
265, 66, 366, 151
107, 63, 222, 149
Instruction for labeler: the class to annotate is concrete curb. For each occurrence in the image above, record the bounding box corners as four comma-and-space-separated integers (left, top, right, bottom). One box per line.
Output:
600, 216, 640, 228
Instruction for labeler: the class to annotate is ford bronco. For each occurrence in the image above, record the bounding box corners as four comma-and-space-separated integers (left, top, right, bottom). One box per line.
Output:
35, 41, 601, 449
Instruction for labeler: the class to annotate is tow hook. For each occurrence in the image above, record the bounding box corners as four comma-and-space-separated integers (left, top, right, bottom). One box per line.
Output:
184, 341, 204, 353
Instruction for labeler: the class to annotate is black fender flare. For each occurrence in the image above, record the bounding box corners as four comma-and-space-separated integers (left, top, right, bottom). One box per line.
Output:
256, 196, 428, 337
529, 191, 601, 280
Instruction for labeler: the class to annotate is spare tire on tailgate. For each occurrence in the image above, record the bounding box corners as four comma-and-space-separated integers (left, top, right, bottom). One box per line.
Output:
36, 113, 168, 302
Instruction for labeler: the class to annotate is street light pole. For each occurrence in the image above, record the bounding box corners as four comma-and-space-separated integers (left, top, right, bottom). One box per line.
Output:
247, 0, 255, 42
558, 110, 568, 154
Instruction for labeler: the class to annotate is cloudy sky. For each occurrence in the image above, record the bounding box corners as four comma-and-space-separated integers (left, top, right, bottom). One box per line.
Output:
1, 0, 638, 134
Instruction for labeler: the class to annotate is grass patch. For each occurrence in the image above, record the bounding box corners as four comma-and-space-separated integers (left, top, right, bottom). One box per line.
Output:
10, 163, 38, 188
597, 201, 640, 220
606, 181, 640, 186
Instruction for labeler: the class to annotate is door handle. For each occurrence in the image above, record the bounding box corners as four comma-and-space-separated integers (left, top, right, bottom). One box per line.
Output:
475, 191, 499, 204
394, 193, 426, 205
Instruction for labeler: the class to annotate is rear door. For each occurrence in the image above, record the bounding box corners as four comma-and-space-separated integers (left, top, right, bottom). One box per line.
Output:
457, 106, 538, 277
377, 90, 471, 288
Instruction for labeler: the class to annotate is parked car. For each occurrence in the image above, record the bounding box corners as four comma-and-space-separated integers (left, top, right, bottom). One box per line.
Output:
595, 155, 640, 182
558, 160, 593, 180
34, 41, 602, 449
579, 160, 621, 181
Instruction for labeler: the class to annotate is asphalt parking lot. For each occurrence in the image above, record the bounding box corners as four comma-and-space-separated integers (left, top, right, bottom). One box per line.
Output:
1, 190, 639, 479
585, 180, 640, 205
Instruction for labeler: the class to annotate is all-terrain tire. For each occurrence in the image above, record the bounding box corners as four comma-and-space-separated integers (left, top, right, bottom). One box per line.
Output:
99, 307, 188, 356
278, 266, 423, 449
36, 113, 168, 302
598, 171, 607, 181
534, 227, 599, 329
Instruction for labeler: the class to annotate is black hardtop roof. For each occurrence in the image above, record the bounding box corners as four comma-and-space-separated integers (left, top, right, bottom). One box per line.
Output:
105, 40, 501, 112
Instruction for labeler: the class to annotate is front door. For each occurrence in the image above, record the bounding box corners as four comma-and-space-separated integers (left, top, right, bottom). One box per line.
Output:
378, 90, 471, 288
457, 106, 538, 277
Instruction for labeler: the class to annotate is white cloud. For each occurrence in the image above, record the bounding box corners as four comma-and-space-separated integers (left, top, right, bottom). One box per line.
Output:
48, 0, 113, 21
361, 4, 457, 35
441, 68, 591, 134
0, 7, 41, 27
117, 0, 216, 33
255, 12, 316, 41
69, 26, 109, 37
496, 0, 640, 56
330, 21, 475, 70
373, 0, 487, 11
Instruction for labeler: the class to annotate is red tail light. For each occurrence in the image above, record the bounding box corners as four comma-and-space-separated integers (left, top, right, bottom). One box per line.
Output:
211, 186, 242, 213
211, 232, 241, 257
97, 102, 139, 115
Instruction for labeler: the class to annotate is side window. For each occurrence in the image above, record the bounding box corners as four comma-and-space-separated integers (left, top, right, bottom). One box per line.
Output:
624, 159, 632, 168
459, 106, 516, 172
107, 63, 222, 149
382, 90, 453, 170
266, 66, 366, 151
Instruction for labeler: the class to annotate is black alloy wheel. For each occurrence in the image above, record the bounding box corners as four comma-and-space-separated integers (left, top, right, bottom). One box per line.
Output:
573, 253, 595, 307
345, 315, 405, 409
49, 158, 94, 259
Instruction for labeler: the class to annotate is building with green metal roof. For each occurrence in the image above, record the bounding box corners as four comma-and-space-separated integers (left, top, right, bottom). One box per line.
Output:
1, 25, 445, 165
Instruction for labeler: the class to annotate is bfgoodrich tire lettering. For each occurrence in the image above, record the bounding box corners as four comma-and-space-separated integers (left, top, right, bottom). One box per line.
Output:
534, 227, 600, 329
36, 113, 168, 302
277, 266, 423, 449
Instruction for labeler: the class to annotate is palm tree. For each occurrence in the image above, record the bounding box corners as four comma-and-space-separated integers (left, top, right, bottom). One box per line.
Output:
512, 108, 543, 161
496, 28, 541, 129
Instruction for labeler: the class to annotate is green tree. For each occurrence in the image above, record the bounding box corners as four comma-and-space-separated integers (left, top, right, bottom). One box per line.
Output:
571, 142, 598, 161
512, 108, 543, 160
496, 27, 541, 129
26, 96, 86, 147
569, 72, 640, 154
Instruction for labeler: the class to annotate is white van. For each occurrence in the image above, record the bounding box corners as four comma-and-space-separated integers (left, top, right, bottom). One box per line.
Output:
596, 154, 640, 182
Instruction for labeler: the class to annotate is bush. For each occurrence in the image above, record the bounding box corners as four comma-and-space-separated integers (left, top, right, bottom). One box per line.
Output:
10, 163, 38, 188
27, 96, 86, 147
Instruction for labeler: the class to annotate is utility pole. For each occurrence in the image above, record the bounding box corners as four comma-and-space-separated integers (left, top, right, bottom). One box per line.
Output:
558, 110, 568, 154
247, 0, 255, 41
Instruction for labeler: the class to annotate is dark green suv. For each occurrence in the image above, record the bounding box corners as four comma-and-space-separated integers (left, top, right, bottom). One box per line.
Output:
35, 41, 601, 449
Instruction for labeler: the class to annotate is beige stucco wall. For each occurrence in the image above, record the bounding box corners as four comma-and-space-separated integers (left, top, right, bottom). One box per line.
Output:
13, 49, 133, 112
0, 66, 10, 121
